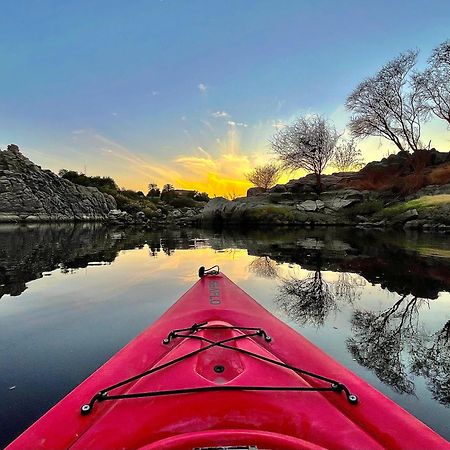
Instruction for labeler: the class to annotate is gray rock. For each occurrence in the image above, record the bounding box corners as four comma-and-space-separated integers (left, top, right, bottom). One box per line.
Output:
269, 184, 287, 193
390, 209, 419, 225
296, 200, 318, 211
246, 187, 266, 197
324, 198, 356, 211
403, 219, 426, 230
135, 211, 147, 221
0, 145, 116, 223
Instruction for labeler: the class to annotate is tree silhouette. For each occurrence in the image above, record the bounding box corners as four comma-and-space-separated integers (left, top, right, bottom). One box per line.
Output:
248, 256, 279, 279
411, 320, 450, 406
414, 39, 450, 127
277, 269, 363, 327
347, 295, 428, 395
271, 114, 339, 191
277, 270, 335, 327
245, 163, 281, 191
346, 50, 428, 152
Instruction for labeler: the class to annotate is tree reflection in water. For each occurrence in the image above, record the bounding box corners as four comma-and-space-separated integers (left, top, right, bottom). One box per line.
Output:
348, 295, 450, 405
276, 268, 364, 327
248, 256, 279, 279
411, 320, 450, 406
347, 294, 424, 395
277, 270, 334, 326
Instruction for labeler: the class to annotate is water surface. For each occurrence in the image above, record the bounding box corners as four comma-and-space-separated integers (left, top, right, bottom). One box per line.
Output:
1, 224, 449, 446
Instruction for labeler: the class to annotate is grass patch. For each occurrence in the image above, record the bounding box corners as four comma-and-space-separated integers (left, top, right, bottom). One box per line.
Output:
378, 195, 450, 218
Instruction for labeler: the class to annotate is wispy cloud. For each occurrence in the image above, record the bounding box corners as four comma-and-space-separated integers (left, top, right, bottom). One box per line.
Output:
198, 83, 207, 92
227, 120, 248, 128
212, 110, 229, 118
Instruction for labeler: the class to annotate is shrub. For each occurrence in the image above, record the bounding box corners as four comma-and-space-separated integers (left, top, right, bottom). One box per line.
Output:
169, 197, 199, 208
342, 199, 385, 219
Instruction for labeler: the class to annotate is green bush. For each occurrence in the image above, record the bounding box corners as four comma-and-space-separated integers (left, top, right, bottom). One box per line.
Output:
114, 192, 157, 215
169, 197, 199, 208
342, 199, 385, 219
141, 207, 156, 218
248, 205, 295, 222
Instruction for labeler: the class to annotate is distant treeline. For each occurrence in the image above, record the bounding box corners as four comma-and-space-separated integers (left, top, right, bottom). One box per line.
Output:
58, 170, 209, 217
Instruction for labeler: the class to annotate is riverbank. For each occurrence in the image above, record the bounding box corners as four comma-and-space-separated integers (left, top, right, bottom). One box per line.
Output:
2, 144, 450, 232
201, 149, 450, 232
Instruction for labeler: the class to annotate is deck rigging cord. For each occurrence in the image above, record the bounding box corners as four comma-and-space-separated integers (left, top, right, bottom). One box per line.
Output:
81, 321, 358, 415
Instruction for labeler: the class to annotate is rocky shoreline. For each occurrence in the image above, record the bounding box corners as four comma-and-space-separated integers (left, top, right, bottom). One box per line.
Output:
0, 145, 116, 222
2, 144, 450, 232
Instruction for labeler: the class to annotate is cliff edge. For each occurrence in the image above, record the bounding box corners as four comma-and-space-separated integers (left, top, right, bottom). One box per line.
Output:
0, 145, 116, 222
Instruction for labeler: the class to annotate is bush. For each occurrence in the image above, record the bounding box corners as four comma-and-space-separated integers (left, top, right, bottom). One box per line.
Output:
342, 199, 385, 219
114, 192, 157, 215
193, 191, 210, 202
60, 171, 118, 192
169, 197, 199, 208
141, 207, 156, 218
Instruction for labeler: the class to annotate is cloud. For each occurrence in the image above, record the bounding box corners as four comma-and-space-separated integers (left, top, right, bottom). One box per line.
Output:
227, 120, 248, 128
198, 83, 207, 92
212, 110, 230, 118
200, 120, 214, 131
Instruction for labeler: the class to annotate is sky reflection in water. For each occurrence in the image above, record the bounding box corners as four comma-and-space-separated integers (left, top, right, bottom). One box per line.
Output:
0, 225, 449, 446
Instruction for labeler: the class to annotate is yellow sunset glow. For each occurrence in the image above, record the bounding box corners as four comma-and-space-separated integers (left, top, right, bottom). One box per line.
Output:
29, 116, 449, 198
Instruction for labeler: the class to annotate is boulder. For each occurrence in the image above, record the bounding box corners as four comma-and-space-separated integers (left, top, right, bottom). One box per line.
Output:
247, 187, 265, 197
0, 145, 116, 223
390, 209, 419, 225
269, 184, 287, 193
296, 200, 318, 212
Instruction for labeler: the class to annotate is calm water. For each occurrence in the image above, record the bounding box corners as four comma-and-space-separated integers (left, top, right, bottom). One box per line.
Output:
0, 224, 449, 446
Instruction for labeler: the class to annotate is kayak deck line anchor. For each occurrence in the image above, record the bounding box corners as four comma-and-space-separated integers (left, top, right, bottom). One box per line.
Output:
198, 265, 220, 278
162, 323, 271, 345
80, 322, 358, 415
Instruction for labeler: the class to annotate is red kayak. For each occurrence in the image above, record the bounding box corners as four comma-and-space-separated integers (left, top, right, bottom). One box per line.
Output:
7, 267, 449, 449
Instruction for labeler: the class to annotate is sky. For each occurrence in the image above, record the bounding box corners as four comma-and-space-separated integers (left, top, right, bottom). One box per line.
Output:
1, 0, 450, 196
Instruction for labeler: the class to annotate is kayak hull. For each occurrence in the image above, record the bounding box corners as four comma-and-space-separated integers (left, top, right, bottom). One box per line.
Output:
7, 273, 449, 449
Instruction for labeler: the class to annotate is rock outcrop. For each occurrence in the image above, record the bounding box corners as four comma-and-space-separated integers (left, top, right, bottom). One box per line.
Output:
0, 145, 116, 222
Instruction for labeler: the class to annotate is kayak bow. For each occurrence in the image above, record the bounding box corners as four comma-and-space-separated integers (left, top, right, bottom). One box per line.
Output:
7, 267, 449, 449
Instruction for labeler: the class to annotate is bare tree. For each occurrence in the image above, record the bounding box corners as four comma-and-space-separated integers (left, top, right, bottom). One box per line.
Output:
414, 39, 450, 127
248, 256, 279, 279
245, 163, 281, 191
332, 139, 365, 172
271, 114, 339, 190
276, 271, 335, 327
346, 50, 429, 152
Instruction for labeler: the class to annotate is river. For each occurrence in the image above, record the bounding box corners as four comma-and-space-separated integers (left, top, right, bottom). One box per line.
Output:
0, 224, 449, 446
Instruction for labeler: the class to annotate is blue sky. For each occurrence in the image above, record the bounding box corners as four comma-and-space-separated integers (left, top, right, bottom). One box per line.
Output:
1, 0, 450, 194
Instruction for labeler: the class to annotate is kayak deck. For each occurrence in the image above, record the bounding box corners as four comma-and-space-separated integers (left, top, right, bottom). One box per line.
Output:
7, 271, 449, 449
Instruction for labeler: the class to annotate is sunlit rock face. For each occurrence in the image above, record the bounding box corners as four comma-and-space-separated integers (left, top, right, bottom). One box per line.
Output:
0, 144, 116, 222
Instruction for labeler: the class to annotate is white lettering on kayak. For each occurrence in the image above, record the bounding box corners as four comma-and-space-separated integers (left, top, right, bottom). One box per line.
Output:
208, 280, 221, 305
